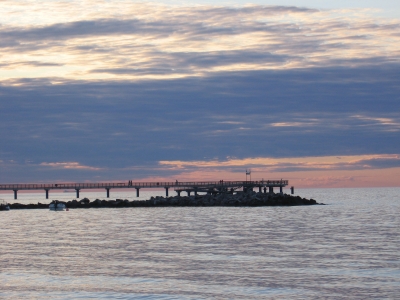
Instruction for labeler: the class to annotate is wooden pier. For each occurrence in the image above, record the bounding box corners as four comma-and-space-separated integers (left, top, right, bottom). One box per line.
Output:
0, 180, 289, 199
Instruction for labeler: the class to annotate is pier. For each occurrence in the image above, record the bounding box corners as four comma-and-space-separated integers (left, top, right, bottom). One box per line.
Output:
0, 180, 290, 199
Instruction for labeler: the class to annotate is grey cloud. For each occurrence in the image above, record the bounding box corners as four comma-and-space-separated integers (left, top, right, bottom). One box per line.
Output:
0, 6, 338, 50
174, 50, 290, 68
270, 157, 400, 172
90, 67, 178, 75
198, 5, 318, 17
0, 61, 63, 67
90, 50, 292, 75
0, 19, 151, 41
0, 18, 203, 44
353, 157, 400, 169
24, 61, 63, 67
335, 35, 370, 40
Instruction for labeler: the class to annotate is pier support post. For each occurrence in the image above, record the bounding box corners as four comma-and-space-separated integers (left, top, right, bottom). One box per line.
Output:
263, 187, 266, 194
13, 189, 18, 200
187, 191, 191, 196
194, 189, 198, 196
259, 186, 262, 193
291, 186, 294, 194
136, 188, 140, 197
280, 186, 283, 194
269, 187, 274, 194
177, 191, 181, 197
165, 187, 169, 197
45, 189, 49, 199
75, 189, 80, 198
106, 188, 110, 198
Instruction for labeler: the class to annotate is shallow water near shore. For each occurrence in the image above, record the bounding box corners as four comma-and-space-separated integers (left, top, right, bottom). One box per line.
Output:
1, 187, 399, 299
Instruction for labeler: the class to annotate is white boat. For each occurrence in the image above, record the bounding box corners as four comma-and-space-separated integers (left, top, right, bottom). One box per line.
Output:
49, 201, 66, 211
0, 199, 10, 211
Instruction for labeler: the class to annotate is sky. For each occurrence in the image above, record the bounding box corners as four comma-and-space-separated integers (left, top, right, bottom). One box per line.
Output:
0, 0, 399, 188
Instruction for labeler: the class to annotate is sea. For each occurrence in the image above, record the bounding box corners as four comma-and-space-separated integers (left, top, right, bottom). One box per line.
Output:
0, 187, 399, 299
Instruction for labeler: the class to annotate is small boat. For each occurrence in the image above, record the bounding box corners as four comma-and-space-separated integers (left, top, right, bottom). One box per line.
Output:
0, 199, 10, 211
49, 200, 66, 211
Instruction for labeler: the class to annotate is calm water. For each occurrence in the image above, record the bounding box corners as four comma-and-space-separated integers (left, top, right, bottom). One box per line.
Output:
0, 188, 399, 299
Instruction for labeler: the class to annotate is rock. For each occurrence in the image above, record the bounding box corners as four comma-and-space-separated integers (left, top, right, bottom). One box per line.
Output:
92, 199, 102, 207
80, 198, 90, 204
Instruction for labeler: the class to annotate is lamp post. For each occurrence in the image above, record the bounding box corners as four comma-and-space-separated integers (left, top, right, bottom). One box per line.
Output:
246, 169, 251, 182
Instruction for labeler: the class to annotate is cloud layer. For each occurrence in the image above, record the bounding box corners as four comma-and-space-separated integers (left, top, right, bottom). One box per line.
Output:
0, 2, 399, 81
0, 1, 399, 187
160, 154, 400, 172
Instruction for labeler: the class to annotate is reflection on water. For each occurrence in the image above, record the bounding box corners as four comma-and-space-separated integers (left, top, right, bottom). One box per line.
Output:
0, 188, 399, 299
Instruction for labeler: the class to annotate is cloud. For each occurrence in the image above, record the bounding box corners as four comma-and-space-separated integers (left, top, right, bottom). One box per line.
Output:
296, 176, 356, 186
90, 50, 291, 76
270, 122, 317, 128
0, 19, 168, 42
0, 66, 399, 169
351, 115, 400, 132
159, 154, 400, 173
0, 2, 399, 81
0, 61, 63, 68
40, 162, 102, 171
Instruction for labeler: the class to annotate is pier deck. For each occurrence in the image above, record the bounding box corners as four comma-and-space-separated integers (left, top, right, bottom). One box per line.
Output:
0, 180, 289, 199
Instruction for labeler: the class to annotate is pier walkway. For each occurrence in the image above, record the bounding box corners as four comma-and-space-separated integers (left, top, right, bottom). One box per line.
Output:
0, 180, 289, 199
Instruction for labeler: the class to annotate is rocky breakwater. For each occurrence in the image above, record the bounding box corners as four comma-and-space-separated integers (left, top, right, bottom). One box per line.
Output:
10, 191, 321, 209
9, 202, 49, 209
143, 192, 322, 207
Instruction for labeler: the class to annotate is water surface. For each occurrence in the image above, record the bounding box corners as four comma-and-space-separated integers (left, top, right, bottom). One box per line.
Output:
1, 188, 399, 299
